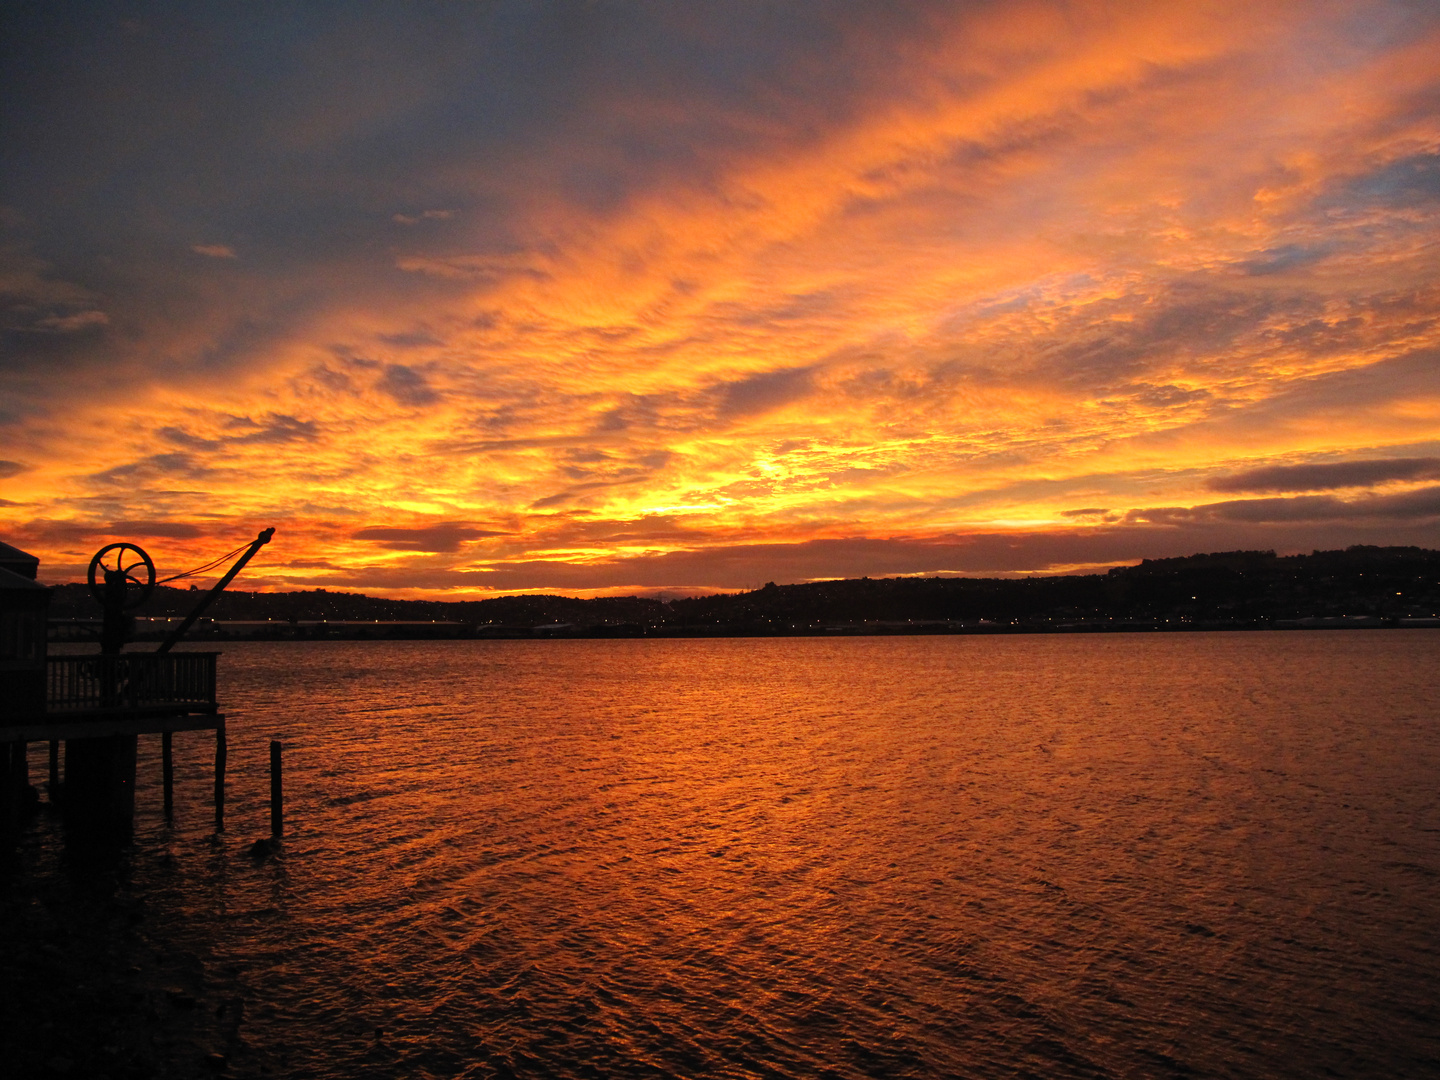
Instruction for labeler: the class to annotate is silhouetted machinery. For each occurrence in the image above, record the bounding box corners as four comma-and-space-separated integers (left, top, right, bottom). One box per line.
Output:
89, 542, 155, 655
1, 528, 274, 838
88, 528, 274, 654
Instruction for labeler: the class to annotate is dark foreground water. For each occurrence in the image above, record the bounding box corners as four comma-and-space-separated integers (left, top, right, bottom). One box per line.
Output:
5, 632, 1440, 1078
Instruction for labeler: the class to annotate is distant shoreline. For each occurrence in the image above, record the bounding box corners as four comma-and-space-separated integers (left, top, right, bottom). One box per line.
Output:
42, 548, 1440, 641
48, 614, 1440, 644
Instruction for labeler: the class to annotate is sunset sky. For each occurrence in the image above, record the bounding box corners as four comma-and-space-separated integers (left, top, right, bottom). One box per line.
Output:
3, 0, 1439, 597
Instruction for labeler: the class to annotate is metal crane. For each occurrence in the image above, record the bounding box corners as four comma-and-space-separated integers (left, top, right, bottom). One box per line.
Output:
86, 528, 275, 654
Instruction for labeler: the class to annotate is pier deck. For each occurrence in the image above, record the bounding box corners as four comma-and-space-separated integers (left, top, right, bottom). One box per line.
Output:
1, 652, 228, 830
0, 652, 223, 741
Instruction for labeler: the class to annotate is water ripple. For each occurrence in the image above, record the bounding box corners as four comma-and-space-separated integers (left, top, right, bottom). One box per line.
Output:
14, 632, 1440, 1078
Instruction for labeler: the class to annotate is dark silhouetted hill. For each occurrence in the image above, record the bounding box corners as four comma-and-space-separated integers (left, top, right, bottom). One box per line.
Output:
44, 545, 1440, 637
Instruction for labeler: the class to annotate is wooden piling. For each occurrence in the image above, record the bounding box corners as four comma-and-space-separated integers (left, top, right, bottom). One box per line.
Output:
1, 743, 12, 838
114, 734, 137, 822
48, 740, 59, 802
162, 731, 174, 821
214, 722, 227, 830
12, 742, 29, 825
270, 739, 283, 837
2, 741, 33, 838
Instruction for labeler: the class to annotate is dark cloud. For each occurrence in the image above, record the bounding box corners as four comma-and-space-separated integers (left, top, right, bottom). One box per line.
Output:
108, 519, 204, 539
302, 363, 359, 395
352, 522, 502, 553
90, 452, 213, 486
1338, 151, 1440, 209
376, 330, 443, 349
0, 0, 956, 380
529, 491, 580, 509
1209, 458, 1440, 493
523, 444, 681, 507
717, 366, 816, 418
1239, 244, 1331, 276
158, 415, 318, 451
1250, 346, 1440, 418
1132, 384, 1211, 408
376, 364, 439, 406
1019, 283, 1281, 391
1129, 486, 1440, 525
1115, 348, 1440, 462
11, 518, 102, 545
229, 414, 320, 444
0, 459, 26, 478
30, 310, 109, 333
158, 427, 220, 451
564, 448, 612, 464
317, 517, 1440, 593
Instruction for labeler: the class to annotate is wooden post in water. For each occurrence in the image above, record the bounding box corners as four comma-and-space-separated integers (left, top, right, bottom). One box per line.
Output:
1, 743, 12, 838
114, 734, 136, 823
48, 740, 60, 803
270, 740, 283, 837
162, 731, 174, 821
214, 722, 227, 830
11, 742, 30, 829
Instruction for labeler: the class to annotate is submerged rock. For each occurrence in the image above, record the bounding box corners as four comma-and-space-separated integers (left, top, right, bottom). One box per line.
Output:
246, 837, 279, 859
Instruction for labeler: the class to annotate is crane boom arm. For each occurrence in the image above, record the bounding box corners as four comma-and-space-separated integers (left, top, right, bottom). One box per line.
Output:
156, 527, 275, 654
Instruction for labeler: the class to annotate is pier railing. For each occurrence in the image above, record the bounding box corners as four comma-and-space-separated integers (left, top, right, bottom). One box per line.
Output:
47, 652, 219, 715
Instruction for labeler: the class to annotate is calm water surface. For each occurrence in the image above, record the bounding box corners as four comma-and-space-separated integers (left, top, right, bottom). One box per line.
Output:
18, 634, 1440, 1076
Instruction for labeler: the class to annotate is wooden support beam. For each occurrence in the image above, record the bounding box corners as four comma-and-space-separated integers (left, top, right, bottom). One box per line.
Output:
162, 731, 174, 821
214, 721, 227, 831
0, 713, 222, 744
114, 735, 136, 823
270, 739, 283, 837
48, 740, 60, 803
1, 743, 12, 838
8, 742, 30, 832
60, 734, 135, 831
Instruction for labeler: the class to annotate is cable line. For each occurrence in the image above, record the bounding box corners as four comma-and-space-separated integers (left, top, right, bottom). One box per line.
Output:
157, 542, 252, 585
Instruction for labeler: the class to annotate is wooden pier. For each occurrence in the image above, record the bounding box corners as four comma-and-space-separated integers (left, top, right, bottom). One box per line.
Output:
1, 537, 262, 836
1, 652, 227, 832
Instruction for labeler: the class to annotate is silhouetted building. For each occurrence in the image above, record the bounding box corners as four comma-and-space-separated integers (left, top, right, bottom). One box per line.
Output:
1, 539, 225, 837
0, 543, 48, 722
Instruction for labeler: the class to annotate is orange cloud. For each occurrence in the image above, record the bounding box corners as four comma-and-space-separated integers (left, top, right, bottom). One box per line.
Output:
2, 1, 1438, 594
